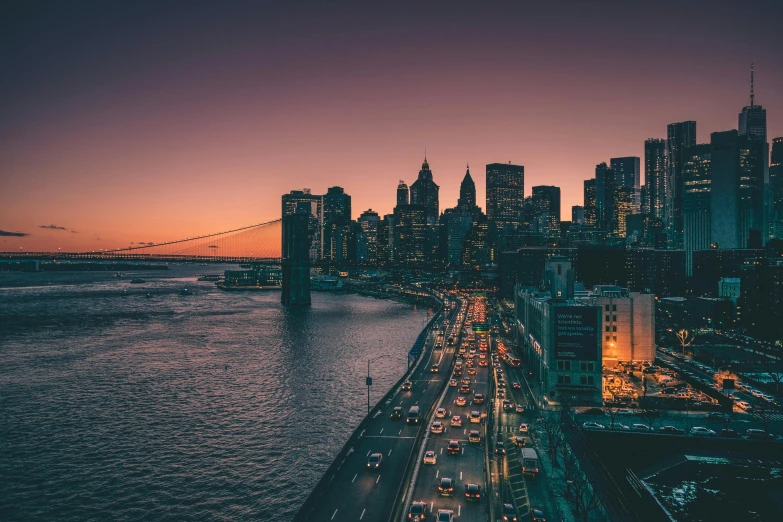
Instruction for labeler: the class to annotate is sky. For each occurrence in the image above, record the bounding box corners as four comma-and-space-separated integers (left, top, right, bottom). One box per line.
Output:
1, 0, 782, 252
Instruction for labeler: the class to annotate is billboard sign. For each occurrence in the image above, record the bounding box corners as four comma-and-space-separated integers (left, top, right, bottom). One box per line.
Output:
554, 307, 599, 360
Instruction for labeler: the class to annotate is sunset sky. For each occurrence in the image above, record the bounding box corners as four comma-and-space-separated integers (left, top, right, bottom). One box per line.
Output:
1, 0, 782, 252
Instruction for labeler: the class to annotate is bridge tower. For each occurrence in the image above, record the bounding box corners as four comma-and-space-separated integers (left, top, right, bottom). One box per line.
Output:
281, 203, 311, 306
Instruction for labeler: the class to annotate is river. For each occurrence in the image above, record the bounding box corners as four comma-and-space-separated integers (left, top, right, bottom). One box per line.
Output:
0, 264, 430, 521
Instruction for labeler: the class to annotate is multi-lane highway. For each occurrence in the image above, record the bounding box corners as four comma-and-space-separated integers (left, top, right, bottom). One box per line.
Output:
299, 297, 465, 522
404, 298, 490, 522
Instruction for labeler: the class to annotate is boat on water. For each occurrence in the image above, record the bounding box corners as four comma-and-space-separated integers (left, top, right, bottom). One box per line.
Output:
130, 278, 146, 284
181, 287, 191, 295
145, 292, 152, 298
197, 275, 221, 282
115, 272, 124, 278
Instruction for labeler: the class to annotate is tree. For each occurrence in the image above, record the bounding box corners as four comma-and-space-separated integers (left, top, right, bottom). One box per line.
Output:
753, 401, 773, 434
639, 407, 661, 431
539, 410, 564, 466
607, 408, 619, 430
676, 329, 696, 356
765, 371, 783, 394
721, 411, 736, 433
571, 472, 601, 522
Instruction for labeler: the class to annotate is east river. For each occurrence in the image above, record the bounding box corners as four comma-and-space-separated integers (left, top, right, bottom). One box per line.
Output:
0, 265, 430, 521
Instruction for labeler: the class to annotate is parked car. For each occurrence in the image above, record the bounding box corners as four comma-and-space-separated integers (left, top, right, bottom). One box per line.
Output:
631, 423, 651, 432
658, 426, 686, 435
582, 422, 606, 430
691, 427, 717, 437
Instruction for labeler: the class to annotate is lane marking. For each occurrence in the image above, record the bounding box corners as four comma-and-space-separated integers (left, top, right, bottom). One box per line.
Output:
376, 475, 381, 484
431, 501, 434, 511
458, 505, 461, 516
367, 450, 371, 457
399, 429, 402, 435
360, 509, 366, 520
440, 448, 443, 454
363, 435, 416, 439
460, 471, 463, 480
352, 473, 357, 483
436, 469, 439, 478
379, 428, 384, 434
388, 449, 393, 456
331, 509, 338, 520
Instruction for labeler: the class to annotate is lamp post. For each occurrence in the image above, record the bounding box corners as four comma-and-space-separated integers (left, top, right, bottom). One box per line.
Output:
366, 353, 406, 415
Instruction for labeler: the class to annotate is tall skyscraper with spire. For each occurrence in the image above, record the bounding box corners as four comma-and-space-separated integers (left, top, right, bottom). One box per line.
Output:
409, 156, 440, 221
458, 164, 476, 208
739, 63, 767, 142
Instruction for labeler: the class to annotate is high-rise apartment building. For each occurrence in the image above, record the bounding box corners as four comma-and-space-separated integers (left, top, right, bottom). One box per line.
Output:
666, 121, 697, 247
682, 144, 712, 276
644, 138, 666, 221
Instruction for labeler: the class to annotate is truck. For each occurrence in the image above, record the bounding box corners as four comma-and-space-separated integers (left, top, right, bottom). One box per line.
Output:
520, 447, 540, 477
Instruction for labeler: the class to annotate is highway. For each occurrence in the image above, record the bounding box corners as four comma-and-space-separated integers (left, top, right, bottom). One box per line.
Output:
300, 296, 465, 522
404, 298, 489, 522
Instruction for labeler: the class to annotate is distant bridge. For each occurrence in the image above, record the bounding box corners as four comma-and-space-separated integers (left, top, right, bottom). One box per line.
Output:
0, 219, 283, 264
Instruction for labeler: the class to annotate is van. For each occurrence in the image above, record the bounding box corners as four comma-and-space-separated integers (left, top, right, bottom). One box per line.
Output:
407, 405, 421, 424
521, 447, 540, 477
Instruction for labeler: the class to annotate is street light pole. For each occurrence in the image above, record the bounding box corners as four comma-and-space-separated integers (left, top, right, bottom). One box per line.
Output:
367, 359, 372, 415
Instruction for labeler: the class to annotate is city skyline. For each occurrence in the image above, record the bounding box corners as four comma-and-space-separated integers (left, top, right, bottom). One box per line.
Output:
2, 1, 783, 251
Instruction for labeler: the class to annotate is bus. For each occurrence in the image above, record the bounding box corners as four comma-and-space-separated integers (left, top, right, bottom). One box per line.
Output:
521, 448, 540, 477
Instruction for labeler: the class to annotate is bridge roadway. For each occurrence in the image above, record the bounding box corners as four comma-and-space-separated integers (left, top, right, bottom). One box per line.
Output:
301, 298, 465, 522
405, 299, 490, 522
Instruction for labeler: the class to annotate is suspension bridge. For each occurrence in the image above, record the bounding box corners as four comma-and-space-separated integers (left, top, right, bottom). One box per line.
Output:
0, 219, 284, 264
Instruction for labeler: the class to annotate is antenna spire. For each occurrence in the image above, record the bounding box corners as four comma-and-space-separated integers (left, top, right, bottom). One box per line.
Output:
750, 62, 755, 107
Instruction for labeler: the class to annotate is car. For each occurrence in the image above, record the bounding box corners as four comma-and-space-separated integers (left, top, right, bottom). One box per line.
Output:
450, 415, 462, 427
438, 477, 455, 496
408, 501, 428, 521
530, 508, 547, 522
746, 429, 776, 440
582, 407, 605, 416
469, 430, 481, 443
631, 423, 651, 432
690, 427, 716, 437
367, 453, 382, 469
659, 426, 686, 435
495, 441, 506, 455
423, 450, 437, 464
479, 359, 489, 367
456, 396, 467, 406
519, 423, 529, 433
431, 421, 444, 434
431, 365, 439, 373
502, 503, 518, 522
402, 381, 413, 391
436, 407, 447, 418
465, 483, 482, 501
449, 379, 458, 387
467, 367, 477, 375
612, 423, 630, 431
462, 378, 471, 386
719, 428, 742, 438
469, 410, 482, 424
496, 368, 503, 374
512, 382, 521, 389
582, 422, 606, 430
511, 435, 527, 447
498, 389, 506, 399
615, 408, 634, 416
516, 404, 526, 413
390, 407, 403, 420
459, 384, 471, 394
447, 440, 461, 455
436, 509, 454, 522
473, 393, 485, 404
706, 412, 727, 420
453, 368, 463, 377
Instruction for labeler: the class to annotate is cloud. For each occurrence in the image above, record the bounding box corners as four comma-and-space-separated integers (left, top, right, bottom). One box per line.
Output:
70, 230, 78, 234
208, 245, 219, 248
0, 230, 29, 237
39, 224, 67, 230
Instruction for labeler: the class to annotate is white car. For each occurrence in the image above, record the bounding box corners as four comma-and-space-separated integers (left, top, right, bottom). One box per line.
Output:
582, 422, 606, 430
631, 423, 650, 432
691, 427, 716, 437
435, 408, 447, 418
449, 379, 458, 387
519, 423, 529, 433
469, 410, 482, 424
615, 409, 634, 416
423, 450, 437, 464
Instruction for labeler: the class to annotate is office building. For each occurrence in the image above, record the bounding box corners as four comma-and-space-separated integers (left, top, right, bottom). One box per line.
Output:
577, 286, 655, 364
666, 121, 697, 247
458, 164, 476, 207
358, 209, 380, 265
740, 258, 783, 340
531, 185, 561, 237
393, 204, 427, 266
771, 137, 783, 238
718, 277, 741, 306
738, 64, 767, 142
645, 138, 666, 221
409, 157, 440, 263
574, 244, 626, 289
626, 248, 686, 297
486, 162, 525, 245
682, 144, 712, 275
514, 286, 603, 406
710, 130, 766, 249
323, 186, 352, 260
396, 180, 409, 206
583, 179, 597, 228
690, 249, 765, 297
572, 205, 584, 225
611, 156, 641, 212
282, 189, 323, 260
613, 185, 635, 237
595, 162, 615, 231
543, 256, 574, 299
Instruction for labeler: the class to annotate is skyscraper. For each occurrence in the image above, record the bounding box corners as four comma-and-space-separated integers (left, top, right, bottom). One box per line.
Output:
771, 137, 783, 239
610, 157, 641, 192
583, 179, 597, 227
595, 162, 615, 231
458, 165, 476, 208
738, 63, 767, 142
358, 209, 380, 265
666, 121, 697, 247
396, 180, 409, 206
710, 130, 766, 249
572, 205, 584, 225
613, 186, 635, 237
682, 144, 712, 275
644, 138, 666, 221
409, 157, 440, 221
486, 162, 525, 232
322, 186, 351, 260
282, 189, 323, 260
531, 185, 561, 237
